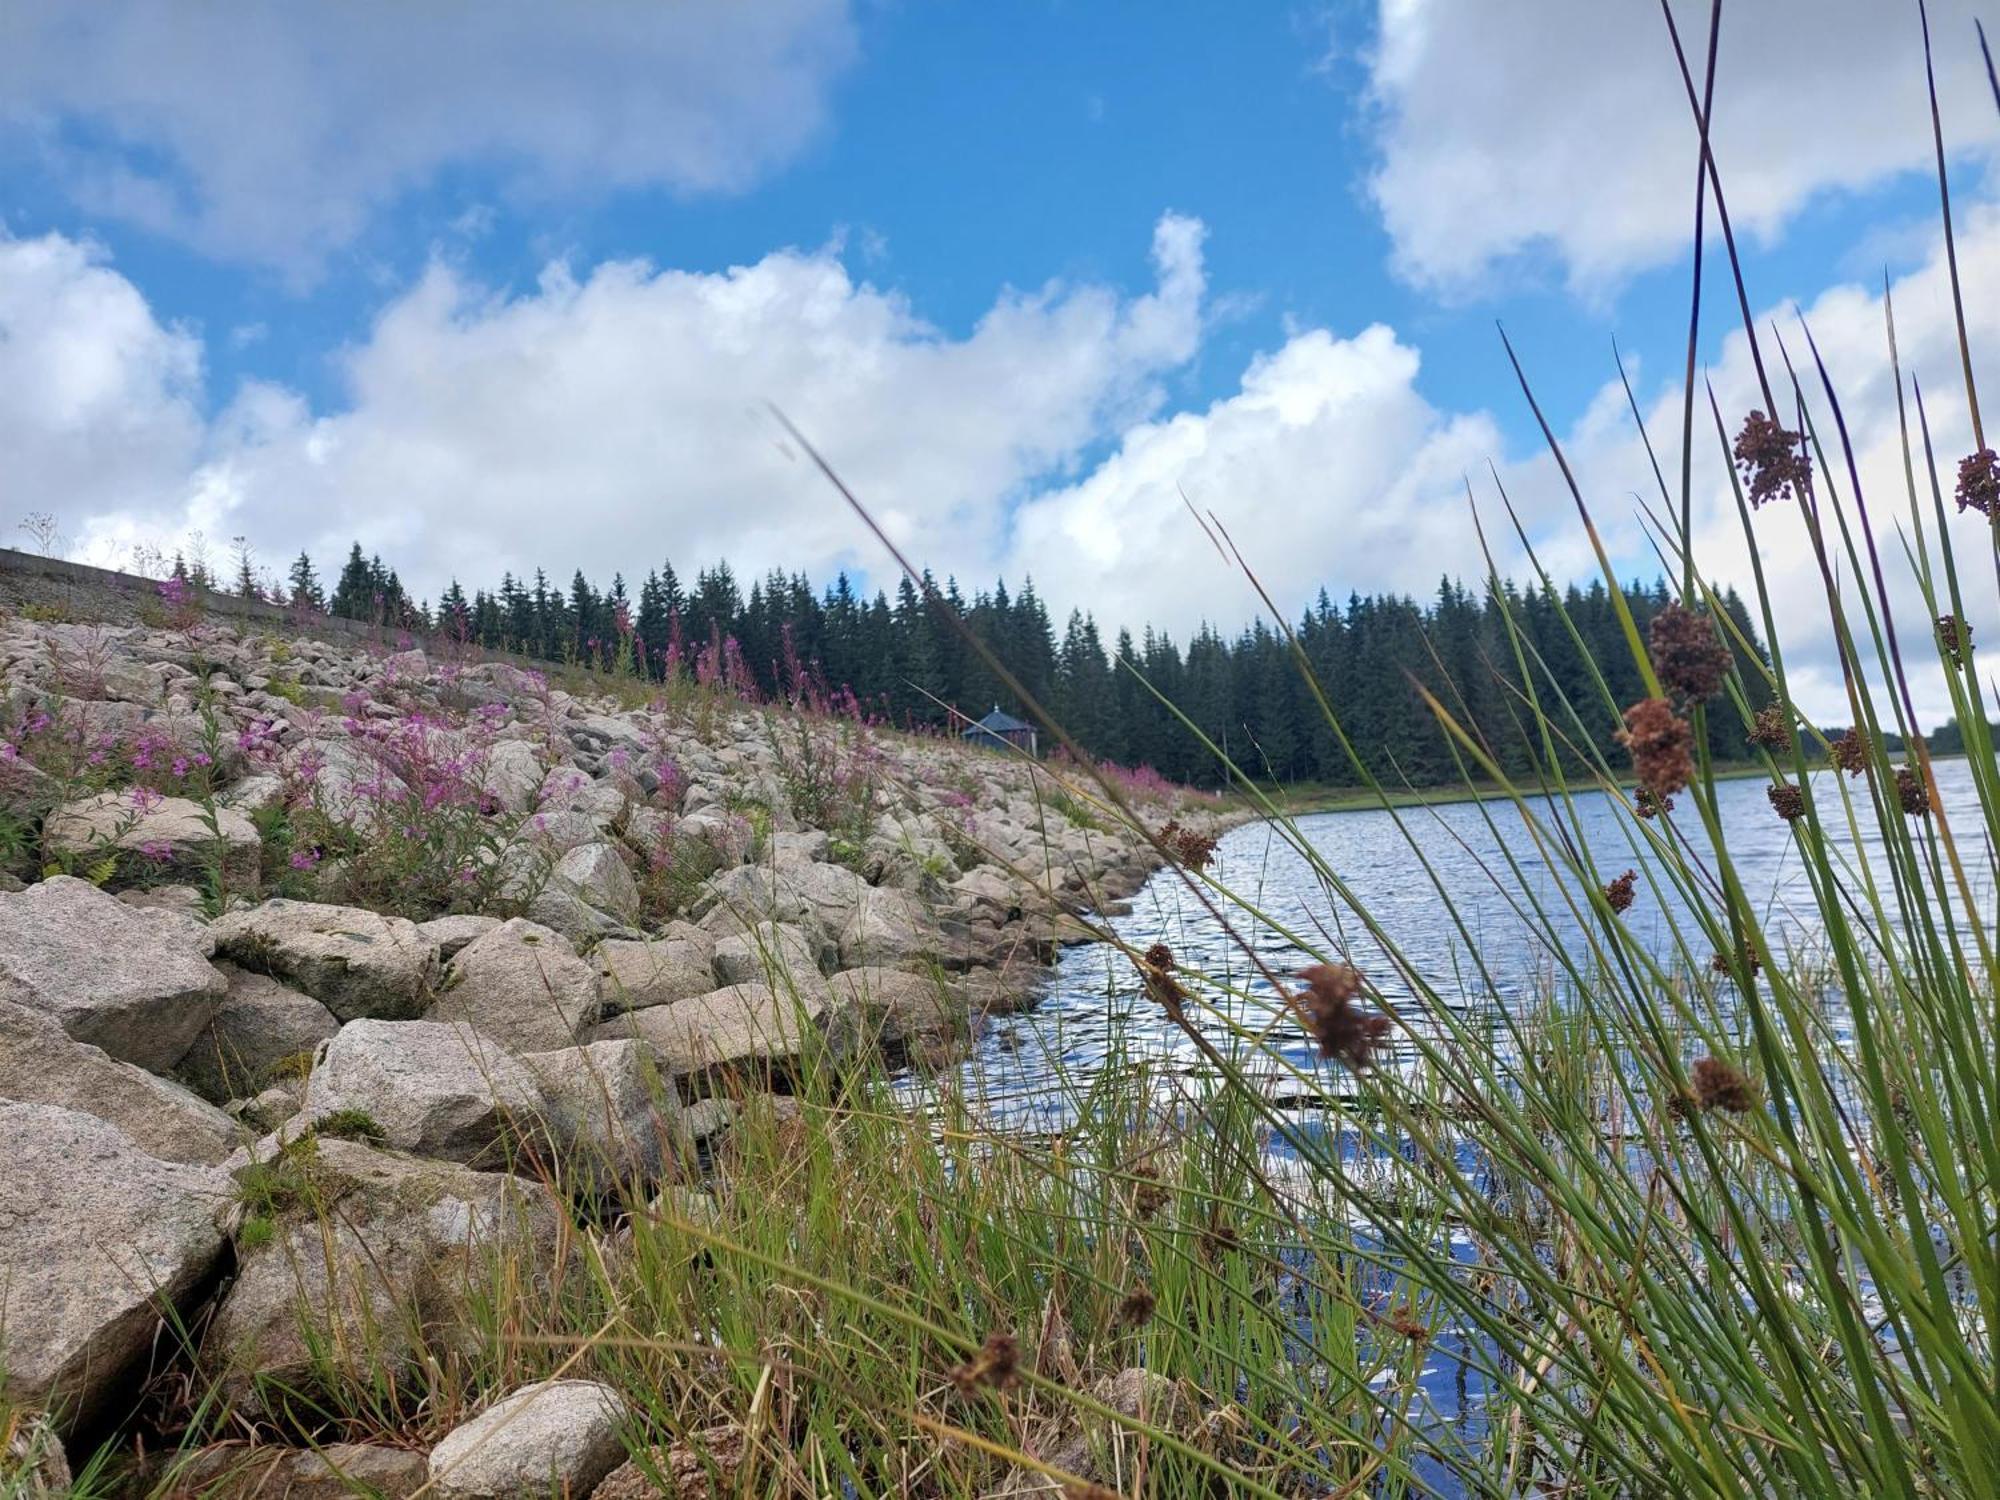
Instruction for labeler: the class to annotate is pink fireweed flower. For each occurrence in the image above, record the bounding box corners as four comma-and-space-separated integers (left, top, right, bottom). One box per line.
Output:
288, 848, 321, 872
128, 785, 163, 814
138, 839, 173, 862
0, 743, 16, 763
171, 757, 190, 779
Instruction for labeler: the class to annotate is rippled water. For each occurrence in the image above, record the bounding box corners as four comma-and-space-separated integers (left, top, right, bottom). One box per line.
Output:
895, 759, 1993, 1489
930, 757, 1993, 1125
904, 756, 1984, 1488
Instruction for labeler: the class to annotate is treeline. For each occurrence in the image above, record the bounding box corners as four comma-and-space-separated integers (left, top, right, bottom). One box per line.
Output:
263, 544, 1775, 788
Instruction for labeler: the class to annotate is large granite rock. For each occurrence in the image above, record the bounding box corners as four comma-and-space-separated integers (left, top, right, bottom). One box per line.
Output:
599, 983, 854, 1087
428, 918, 601, 1053
0, 1000, 238, 1165
825, 966, 968, 1051
42, 789, 261, 891
712, 920, 828, 988
554, 841, 640, 920
211, 899, 437, 1021
300, 1020, 547, 1167
428, 1379, 629, 1500
836, 886, 939, 968
478, 739, 545, 815
0, 1102, 230, 1434
592, 934, 716, 1014
177, 964, 340, 1104
521, 1039, 683, 1193
203, 1138, 565, 1419
147, 1442, 428, 1499
0, 875, 225, 1072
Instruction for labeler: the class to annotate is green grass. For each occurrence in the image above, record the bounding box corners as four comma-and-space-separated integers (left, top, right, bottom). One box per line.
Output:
23, 9, 2000, 1496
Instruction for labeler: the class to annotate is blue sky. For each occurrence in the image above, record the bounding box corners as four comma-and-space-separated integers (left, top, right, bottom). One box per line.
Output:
3, 1, 1999, 716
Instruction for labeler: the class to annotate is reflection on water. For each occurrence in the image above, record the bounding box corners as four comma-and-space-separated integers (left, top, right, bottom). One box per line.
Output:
919, 758, 1992, 1127
894, 760, 1993, 1490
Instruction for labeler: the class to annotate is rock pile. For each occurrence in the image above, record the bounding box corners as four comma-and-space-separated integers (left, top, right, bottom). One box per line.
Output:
0, 611, 1221, 1488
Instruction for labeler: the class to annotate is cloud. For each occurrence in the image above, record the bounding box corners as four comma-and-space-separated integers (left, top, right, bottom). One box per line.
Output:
1365, 0, 2000, 293
10, 198, 1999, 729
0, 0, 857, 271
51, 214, 1207, 607
0, 233, 207, 553
1005, 325, 1515, 632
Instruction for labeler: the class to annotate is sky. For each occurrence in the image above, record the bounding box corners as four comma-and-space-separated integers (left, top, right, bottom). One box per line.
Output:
4, 0, 2000, 724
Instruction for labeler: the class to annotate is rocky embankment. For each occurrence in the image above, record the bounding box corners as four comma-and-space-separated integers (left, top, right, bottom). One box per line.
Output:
0, 614, 1218, 1494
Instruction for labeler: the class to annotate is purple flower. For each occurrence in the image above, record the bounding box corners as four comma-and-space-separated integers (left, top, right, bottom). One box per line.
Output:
289, 848, 321, 872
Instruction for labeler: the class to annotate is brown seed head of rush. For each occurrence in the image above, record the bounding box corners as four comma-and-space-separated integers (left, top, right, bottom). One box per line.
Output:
1648, 603, 1733, 702
1131, 1163, 1168, 1221
1710, 941, 1762, 978
1604, 869, 1636, 914
1829, 728, 1869, 777
1618, 698, 1695, 801
1117, 1284, 1157, 1328
1137, 942, 1186, 1017
1747, 703, 1790, 751
1767, 782, 1806, 822
1897, 766, 1930, 818
949, 1331, 1020, 1395
1296, 963, 1391, 1070
1733, 409, 1812, 507
1157, 818, 1218, 872
1955, 447, 2000, 516
1937, 613, 1972, 669
1634, 785, 1675, 820
1691, 1056, 1759, 1115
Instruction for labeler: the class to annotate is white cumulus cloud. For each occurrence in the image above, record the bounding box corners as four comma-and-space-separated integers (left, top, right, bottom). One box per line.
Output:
1366, 0, 2000, 293
0, 0, 858, 271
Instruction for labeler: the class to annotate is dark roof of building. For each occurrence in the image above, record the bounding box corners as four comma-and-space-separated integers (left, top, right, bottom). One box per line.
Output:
963, 705, 1033, 736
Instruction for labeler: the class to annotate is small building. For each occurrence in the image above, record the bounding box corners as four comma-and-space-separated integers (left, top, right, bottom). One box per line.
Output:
962, 704, 1038, 756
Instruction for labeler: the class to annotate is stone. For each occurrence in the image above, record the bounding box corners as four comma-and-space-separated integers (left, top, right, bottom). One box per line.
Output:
592, 936, 715, 1014
479, 739, 545, 816
554, 841, 640, 918
427, 1379, 629, 1499
0, 1101, 229, 1435
419, 911, 506, 959
524, 883, 629, 949
235, 1081, 305, 1134
289, 1444, 431, 1497
149, 1442, 428, 1498
0, 875, 225, 1072
42, 789, 262, 890
301, 1020, 547, 1167
177, 963, 340, 1103
712, 920, 828, 988
521, 1039, 683, 1192
826, 966, 967, 1051
218, 772, 288, 815
836, 886, 939, 968
429, 918, 601, 1053
601, 983, 853, 1087
212, 898, 437, 1021
594, 1429, 744, 1499
0, 999, 238, 1164
690, 864, 818, 937
770, 829, 830, 866
204, 1138, 565, 1418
